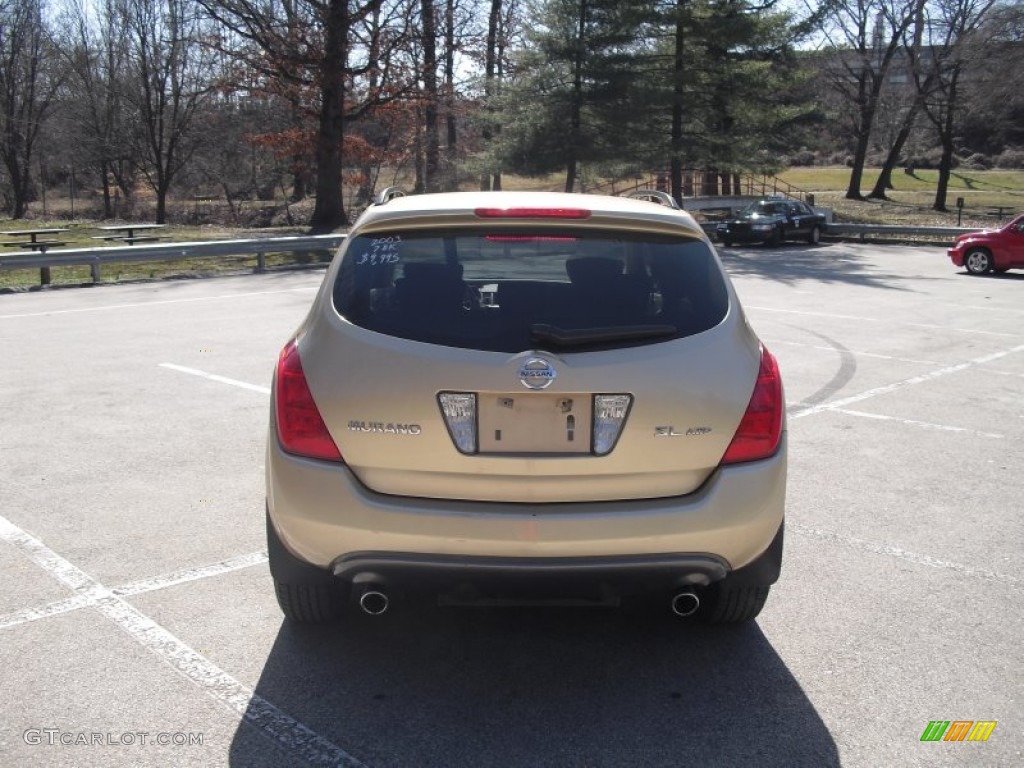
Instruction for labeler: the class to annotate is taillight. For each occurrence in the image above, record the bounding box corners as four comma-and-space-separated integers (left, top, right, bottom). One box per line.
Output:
274, 339, 343, 462
721, 345, 783, 465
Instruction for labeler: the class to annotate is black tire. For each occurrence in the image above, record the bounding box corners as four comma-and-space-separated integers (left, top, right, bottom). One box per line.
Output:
722, 238, 733, 248
700, 583, 771, 624
964, 248, 993, 275
267, 509, 346, 624
807, 225, 821, 245
766, 227, 783, 247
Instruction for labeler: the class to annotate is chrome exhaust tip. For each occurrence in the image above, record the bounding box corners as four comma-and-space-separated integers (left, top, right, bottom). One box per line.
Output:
671, 590, 700, 617
358, 588, 389, 616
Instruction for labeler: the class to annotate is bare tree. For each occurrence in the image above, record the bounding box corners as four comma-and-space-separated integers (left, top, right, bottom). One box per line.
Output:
197, 0, 413, 231
911, 0, 997, 210
0, 0, 63, 217
868, 2, 934, 199
120, 0, 213, 223
418, 0, 441, 191
959, 2, 1024, 157
58, 0, 136, 217
478, 0, 515, 190
819, 0, 926, 199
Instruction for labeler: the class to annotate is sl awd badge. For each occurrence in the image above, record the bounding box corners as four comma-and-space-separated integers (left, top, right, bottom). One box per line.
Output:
655, 426, 712, 436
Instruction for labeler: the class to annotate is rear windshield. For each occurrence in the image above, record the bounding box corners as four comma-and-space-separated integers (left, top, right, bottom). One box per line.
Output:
332, 228, 729, 353
740, 202, 784, 216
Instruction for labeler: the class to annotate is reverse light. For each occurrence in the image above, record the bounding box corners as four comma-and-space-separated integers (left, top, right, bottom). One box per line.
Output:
274, 339, 343, 462
438, 393, 478, 454
474, 207, 591, 219
593, 394, 633, 455
720, 346, 784, 465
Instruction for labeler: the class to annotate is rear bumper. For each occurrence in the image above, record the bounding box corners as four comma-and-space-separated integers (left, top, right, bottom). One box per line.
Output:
331, 518, 784, 596
266, 427, 787, 585
717, 227, 771, 244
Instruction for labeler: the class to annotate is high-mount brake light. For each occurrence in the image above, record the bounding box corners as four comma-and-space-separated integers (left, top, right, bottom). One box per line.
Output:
275, 339, 343, 462
485, 235, 579, 242
720, 345, 784, 465
474, 207, 591, 220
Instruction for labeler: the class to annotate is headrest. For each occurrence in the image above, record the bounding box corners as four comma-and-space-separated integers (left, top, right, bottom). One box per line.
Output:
565, 257, 623, 286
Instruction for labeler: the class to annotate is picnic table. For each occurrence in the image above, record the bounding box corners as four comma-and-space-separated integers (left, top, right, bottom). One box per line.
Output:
987, 206, 1015, 223
0, 227, 69, 251
0, 228, 70, 285
92, 223, 166, 245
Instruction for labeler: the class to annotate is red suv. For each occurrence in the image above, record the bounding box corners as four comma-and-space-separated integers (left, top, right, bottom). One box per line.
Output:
948, 213, 1024, 275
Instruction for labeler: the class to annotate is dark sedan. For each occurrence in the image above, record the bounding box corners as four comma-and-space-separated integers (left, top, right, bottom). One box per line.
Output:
717, 199, 827, 247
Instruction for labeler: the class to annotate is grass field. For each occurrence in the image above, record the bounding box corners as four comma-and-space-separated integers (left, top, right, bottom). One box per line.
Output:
776, 168, 1024, 227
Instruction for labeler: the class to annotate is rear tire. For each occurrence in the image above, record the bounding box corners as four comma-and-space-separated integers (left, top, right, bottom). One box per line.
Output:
964, 248, 993, 275
274, 582, 346, 624
700, 583, 771, 624
267, 509, 346, 624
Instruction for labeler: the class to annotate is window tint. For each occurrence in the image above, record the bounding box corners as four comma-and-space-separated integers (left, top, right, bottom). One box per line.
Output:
333, 229, 729, 352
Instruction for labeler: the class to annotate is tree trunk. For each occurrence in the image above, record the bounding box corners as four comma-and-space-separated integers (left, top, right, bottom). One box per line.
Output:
479, 0, 502, 191
100, 161, 113, 219
9, 157, 30, 218
443, 0, 457, 190
420, 0, 440, 192
155, 186, 168, 223
669, 9, 684, 206
869, 105, 919, 199
310, 0, 350, 232
846, 106, 872, 201
934, 141, 954, 212
565, 0, 587, 194
933, 72, 960, 213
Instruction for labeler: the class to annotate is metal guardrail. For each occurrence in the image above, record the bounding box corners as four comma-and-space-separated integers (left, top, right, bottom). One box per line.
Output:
823, 223, 973, 239
0, 234, 347, 286
0, 222, 987, 288
697, 221, 977, 242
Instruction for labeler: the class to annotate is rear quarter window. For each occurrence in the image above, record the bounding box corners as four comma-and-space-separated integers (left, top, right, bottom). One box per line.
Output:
332, 228, 729, 352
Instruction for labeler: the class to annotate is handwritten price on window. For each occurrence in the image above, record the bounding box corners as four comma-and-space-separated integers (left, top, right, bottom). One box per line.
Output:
356, 236, 402, 266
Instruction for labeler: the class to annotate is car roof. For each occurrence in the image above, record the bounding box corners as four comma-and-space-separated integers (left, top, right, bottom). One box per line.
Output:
350, 191, 707, 240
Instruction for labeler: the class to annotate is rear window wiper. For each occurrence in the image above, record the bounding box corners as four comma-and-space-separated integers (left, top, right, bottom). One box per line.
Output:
529, 323, 677, 347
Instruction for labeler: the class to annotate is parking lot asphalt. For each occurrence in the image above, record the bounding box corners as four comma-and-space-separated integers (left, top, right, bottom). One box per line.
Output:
0, 242, 1021, 767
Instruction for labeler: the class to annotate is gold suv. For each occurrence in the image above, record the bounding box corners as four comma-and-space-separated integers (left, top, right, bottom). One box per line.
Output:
266, 190, 786, 624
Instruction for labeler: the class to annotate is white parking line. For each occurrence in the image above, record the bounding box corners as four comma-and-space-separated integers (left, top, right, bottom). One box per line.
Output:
159, 363, 271, 394
832, 409, 1012, 440
0, 287, 317, 320
0, 515, 363, 768
792, 343, 1024, 419
115, 551, 269, 597
789, 522, 1021, 588
0, 593, 101, 631
0, 551, 269, 631
749, 305, 1022, 338
766, 339, 942, 366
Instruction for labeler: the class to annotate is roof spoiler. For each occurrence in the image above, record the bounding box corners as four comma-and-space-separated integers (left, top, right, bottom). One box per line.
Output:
373, 187, 406, 205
